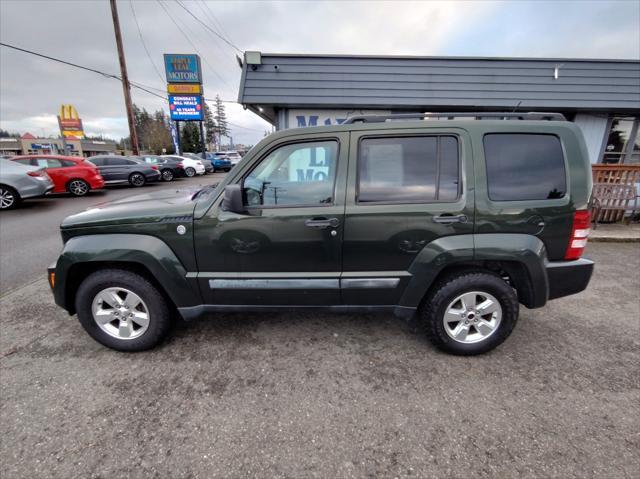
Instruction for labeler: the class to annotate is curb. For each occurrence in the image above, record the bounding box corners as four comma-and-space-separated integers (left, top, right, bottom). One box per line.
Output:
589, 236, 640, 243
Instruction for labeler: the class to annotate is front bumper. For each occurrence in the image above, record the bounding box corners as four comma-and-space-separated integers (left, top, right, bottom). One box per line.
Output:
546, 257, 594, 300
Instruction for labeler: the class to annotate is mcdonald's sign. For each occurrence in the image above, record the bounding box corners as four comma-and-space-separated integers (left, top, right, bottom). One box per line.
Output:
57, 104, 85, 139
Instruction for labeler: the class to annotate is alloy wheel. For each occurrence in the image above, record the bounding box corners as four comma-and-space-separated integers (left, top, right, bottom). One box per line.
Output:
69, 179, 89, 196
0, 187, 15, 209
162, 169, 174, 181
91, 287, 150, 340
443, 291, 502, 344
130, 173, 145, 186
185, 167, 196, 177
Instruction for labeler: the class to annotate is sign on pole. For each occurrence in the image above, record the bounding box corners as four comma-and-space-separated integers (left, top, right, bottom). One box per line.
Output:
169, 95, 204, 121
167, 84, 202, 94
163, 54, 202, 83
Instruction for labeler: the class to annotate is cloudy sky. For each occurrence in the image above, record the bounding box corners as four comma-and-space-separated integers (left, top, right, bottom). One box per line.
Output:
1, 0, 639, 145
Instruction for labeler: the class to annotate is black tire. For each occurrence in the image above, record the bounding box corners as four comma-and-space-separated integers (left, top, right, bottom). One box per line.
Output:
223, 168, 231, 172
75, 269, 172, 352
419, 271, 519, 355
129, 172, 146, 187
67, 178, 90, 196
161, 169, 174, 182
0, 185, 20, 210
185, 167, 196, 177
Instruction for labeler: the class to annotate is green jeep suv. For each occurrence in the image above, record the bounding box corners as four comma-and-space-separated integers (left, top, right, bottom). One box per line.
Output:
49, 113, 594, 355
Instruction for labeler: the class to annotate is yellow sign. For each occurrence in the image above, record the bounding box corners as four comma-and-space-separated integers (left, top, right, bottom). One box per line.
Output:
57, 104, 85, 139
167, 83, 202, 94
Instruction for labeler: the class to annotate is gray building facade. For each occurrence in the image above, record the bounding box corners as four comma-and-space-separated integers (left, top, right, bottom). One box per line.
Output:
238, 53, 640, 164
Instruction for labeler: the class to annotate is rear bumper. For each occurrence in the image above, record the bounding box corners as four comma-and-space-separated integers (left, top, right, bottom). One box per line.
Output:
546, 257, 594, 300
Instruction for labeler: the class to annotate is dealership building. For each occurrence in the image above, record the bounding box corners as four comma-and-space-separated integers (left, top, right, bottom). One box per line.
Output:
238, 53, 640, 165
0, 133, 116, 157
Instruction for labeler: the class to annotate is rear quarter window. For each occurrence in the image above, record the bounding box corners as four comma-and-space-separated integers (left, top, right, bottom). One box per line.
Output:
483, 133, 566, 201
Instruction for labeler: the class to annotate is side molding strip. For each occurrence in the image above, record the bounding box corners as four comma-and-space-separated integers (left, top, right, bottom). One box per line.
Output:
209, 279, 339, 289
341, 278, 400, 289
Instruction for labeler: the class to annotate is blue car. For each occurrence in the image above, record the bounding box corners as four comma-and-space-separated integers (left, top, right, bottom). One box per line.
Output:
206, 153, 232, 172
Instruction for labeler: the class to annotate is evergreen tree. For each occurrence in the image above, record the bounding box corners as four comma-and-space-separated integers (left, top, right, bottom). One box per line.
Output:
203, 102, 216, 150
180, 122, 200, 153
213, 95, 229, 146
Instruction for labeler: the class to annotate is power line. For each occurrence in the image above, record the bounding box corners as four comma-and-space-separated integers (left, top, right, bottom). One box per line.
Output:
156, 0, 234, 92
129, 0, 165, 83
197, 0, 235, 47
173, 0, 242, 54
0, 42, 167, 102
0, 43, 266, 133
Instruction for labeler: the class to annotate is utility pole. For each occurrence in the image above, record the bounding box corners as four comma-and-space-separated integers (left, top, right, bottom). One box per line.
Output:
110, 0, 139, 155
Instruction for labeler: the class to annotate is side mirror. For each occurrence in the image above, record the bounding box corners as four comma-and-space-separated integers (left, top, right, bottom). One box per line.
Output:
221, 184, 244, 213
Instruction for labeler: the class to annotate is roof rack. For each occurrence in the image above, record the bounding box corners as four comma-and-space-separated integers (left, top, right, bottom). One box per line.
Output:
343, 112, 567, 124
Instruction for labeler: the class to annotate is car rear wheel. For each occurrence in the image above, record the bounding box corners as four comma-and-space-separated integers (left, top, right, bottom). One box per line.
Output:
184, 167, 196, 177
161, 169, 174, 181
129, 172, 146, 187
0, 185, 20, 210
67, 179, 90, 196
419, 271, 519, 355
75, 269, 172, 351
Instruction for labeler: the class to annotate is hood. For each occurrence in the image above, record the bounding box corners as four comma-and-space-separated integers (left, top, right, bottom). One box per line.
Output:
61, 186, 200, 229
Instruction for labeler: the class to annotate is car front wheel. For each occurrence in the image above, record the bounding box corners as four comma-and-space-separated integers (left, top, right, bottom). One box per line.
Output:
75, 269, 172, 351
419, 271, 519, 355
0, 185, 20, 210
129, 173, 146, 187
67, 179, 90, 196
185, 167, 196, 177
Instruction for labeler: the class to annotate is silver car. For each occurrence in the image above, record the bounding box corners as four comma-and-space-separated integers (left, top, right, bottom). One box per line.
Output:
0, 158, 54, 210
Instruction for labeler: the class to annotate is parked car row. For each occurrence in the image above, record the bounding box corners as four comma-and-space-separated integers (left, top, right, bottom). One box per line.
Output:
0, 152, 226, 210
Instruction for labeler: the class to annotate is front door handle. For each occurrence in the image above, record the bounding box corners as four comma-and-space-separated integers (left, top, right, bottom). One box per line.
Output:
433, 214, 468, 225
305, 217, 340, 229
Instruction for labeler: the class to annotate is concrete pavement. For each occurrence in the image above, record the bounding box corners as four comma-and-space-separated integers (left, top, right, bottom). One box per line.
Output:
1, 242, 638, 478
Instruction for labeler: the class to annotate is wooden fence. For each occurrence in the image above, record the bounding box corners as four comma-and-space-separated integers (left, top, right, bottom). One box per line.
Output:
591, 164, 640, 222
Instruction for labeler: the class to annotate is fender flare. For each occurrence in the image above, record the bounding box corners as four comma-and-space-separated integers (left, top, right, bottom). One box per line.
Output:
53, 233, 201, 313
398, 234, 549, 309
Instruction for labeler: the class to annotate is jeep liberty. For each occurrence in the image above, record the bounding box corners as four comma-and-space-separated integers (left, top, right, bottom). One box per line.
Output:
49, 112, 594, 355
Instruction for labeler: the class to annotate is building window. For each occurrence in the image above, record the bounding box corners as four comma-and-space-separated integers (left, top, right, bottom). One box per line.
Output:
602, 116, 640, 165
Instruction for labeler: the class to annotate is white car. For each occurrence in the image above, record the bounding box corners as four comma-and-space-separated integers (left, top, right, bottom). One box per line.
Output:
220, 150, 242, 166
161, 155, 205, 177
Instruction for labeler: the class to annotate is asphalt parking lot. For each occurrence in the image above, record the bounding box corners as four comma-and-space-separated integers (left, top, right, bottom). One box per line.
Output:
1, 181, 639, 478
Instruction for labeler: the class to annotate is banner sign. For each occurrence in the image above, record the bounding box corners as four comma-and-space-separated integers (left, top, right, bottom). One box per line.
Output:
57, 104, 85, 139
170, 120, 180, 153
164, 54, 202, 83
167, 83, 202, 94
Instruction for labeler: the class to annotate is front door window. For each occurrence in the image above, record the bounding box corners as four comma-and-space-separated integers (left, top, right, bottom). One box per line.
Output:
244, 141, 338, 207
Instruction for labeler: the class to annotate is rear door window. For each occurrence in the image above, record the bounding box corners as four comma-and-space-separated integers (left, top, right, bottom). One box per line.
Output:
483, 134, 566, 201
357, 135, 460, 203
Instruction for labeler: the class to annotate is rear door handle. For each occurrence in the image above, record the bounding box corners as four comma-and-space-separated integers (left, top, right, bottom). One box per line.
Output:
433, 214, 468, 224
305, 217, 340, 229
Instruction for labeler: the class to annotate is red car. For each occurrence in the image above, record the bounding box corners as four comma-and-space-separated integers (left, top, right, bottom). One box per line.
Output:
11, 155, 105, 196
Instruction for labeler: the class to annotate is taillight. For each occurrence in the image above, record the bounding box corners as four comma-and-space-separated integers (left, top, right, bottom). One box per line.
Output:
151, 165, 159, 170
27, 170, 44, 177
565, 210, 591, 260
177, 163, 184, 168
